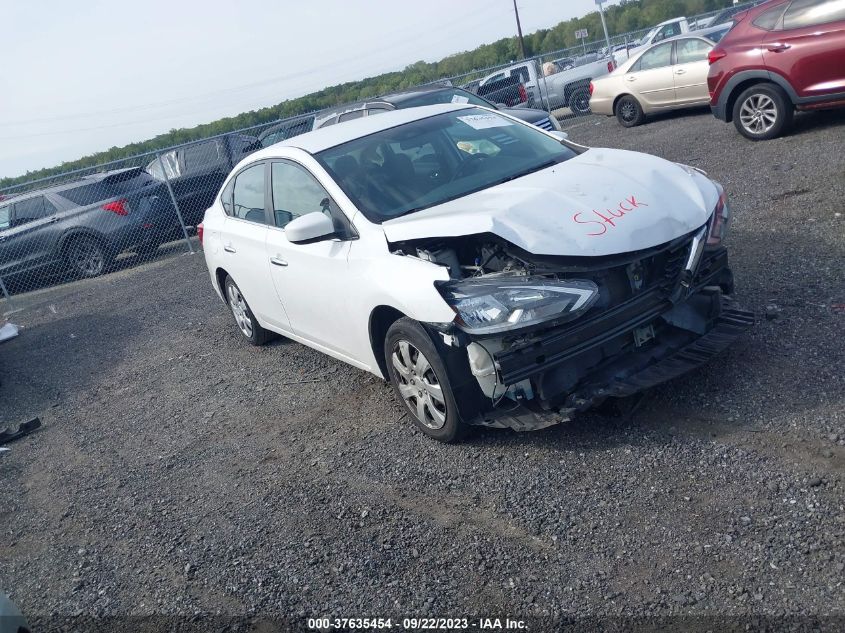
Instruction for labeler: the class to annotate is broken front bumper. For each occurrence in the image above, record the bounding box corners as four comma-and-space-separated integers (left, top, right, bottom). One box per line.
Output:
462, 248, 754, 431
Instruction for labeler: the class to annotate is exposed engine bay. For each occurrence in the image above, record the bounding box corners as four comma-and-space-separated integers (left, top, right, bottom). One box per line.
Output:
389, 231, 752, 432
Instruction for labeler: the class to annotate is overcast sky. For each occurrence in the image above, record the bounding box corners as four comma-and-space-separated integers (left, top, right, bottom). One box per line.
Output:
0, 0, 619, 178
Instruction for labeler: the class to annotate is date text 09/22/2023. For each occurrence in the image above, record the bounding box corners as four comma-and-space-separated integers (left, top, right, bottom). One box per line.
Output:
307, 617, 528, 630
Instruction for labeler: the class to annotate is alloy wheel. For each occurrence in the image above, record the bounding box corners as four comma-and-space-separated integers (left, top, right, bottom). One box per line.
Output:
739, 94, 777, 135
391, 340, 447, 430
70, 239, 104, 277
572, 92, 591, 115
227, 284, 254, 338
620, 101, 636, 122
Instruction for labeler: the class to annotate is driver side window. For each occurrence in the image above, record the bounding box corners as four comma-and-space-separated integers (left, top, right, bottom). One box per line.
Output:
271, 161, 354, 239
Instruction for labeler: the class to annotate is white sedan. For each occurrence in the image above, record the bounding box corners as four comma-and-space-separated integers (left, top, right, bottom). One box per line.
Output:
200, 104, 751, 442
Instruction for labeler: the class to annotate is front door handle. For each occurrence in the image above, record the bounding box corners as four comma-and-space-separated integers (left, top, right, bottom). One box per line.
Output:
626, 75, 637, 82
767, 43, 791, 52
675, 68, 686, 75
223, 243, 236, 253
270, 256, 288, 267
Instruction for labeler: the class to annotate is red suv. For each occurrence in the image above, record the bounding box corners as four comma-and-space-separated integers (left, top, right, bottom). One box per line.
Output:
708, 0, 845, 140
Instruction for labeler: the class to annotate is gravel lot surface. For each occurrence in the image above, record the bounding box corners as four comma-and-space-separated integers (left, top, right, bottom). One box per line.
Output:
1, 108, 843, 631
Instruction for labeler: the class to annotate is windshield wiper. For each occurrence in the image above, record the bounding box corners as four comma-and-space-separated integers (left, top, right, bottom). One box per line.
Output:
490, 159, 560, 186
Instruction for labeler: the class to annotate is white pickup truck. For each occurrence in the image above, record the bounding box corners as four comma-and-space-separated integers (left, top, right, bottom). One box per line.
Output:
614, 16, 692, 63
478, 56, 616, 116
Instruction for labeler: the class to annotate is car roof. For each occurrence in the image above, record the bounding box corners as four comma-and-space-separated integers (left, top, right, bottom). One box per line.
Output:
2, 167, 145, 203
253, 103, 478, 155
664, 22, 733, 43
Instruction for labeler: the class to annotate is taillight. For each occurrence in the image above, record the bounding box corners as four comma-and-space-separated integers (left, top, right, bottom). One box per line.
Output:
518, 84, 527, 103
589, 81, 594, 96
102, 199, 129, 216
708, 48, 727, 65
607, 60, 616, 72
197, 222, 204, 246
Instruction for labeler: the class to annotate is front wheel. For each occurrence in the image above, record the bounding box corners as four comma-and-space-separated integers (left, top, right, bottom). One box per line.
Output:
569, 87, 592, 116
732, 83, 793, 140
385, 318, 464, 442
224, 275, 275, 346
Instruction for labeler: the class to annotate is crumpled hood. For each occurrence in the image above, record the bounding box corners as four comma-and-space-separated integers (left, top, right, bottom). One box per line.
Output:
382, 148, 718, 257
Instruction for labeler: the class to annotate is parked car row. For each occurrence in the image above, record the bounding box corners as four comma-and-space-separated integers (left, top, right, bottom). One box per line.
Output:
590, 0, 845, 140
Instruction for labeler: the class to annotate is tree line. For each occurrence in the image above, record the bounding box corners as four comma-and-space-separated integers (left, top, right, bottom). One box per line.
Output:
1, 0, 733, 189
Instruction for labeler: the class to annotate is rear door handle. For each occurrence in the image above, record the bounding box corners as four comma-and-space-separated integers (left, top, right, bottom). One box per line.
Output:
270, 256, 288, 267
675, 68, 686, 75
767, 43, 791, 52
223, 243, 236, 253
626, 75, 636, 81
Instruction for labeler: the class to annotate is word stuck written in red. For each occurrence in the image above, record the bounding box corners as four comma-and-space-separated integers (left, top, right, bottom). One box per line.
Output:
572, 195, 649, 236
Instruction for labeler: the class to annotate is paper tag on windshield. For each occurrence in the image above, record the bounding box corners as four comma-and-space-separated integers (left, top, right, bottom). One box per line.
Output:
457, 113, 514, 130
450, 95, 469, 104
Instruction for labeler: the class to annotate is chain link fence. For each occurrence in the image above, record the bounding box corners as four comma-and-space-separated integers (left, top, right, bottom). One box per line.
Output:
0, 4, 746, 313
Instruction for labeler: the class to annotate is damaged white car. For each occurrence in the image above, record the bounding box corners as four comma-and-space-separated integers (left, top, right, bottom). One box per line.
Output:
200, 104, 752, 442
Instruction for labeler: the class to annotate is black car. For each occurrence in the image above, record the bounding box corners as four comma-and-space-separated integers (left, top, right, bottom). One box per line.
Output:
145, 133, 261, 225
0, 168, 178, 288
258, 115, 316, 148
313, 86, 564, 133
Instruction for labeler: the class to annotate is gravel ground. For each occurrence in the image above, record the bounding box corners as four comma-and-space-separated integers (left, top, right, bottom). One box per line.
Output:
1, 109, 843, 632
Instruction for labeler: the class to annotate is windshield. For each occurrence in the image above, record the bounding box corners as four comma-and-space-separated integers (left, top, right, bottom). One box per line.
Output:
397, 88, 493, 109
316, 108, 577, 223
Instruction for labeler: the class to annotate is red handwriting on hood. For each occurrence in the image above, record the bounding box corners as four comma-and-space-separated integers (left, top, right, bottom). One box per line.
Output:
572, 195, 649, 237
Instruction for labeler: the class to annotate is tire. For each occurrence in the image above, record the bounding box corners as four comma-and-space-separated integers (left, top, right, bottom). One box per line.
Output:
384, 317, 464, 442
66, 235, 108, 279
569, 87, 592, 116
224, 275, 275, 346
732, 83, 793, 141
615, 95, 645, 127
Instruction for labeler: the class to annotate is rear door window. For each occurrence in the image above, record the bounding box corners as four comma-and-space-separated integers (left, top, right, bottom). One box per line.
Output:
783, 0, 845, 28
231, 163, 267, 224
0, 205, 10, 229
12, 196, 53, 224
753, 3, 789, 30
338, 110, 365, 123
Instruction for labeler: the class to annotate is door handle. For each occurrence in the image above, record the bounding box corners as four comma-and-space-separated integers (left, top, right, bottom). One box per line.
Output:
767, 43, 791, 52
47, 216, 59, 224
626, 75, 637, 81
223, 244, 236, 253
0, 235, 6, 242
675, 68, 686, 75
270, 256, 288, 267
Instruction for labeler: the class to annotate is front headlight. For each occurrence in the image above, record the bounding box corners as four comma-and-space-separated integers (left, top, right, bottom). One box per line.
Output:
438, 277, 599, 335
706, 184, 730, 248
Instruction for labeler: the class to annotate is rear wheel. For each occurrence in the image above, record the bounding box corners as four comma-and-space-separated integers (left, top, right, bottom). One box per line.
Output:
615, 95, 645, 127
385, 318, 464, 442
224, 275, 274, 346
732, 83, 792, 140
66, 235, 107, 278
569, 87, 592, 116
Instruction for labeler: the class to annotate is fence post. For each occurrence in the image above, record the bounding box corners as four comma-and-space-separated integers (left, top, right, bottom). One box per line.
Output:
155, 152, 195, 255
0, 276, 16, 316
538, 58, 553, 114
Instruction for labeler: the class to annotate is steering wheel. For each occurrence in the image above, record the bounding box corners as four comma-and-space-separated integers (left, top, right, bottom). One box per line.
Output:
452, 153, 490, 180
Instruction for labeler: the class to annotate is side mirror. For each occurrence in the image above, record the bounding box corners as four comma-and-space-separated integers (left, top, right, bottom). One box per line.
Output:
548, 130, 569, 141
286, 212, 335, 244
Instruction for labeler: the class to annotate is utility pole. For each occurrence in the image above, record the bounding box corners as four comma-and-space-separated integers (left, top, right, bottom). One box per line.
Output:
513, 0, 526, 59
595, 0, 613, 54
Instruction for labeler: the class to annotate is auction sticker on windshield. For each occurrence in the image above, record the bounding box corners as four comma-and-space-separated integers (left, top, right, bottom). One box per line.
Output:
451, 95, 470, 104
457, 113, 514, 129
